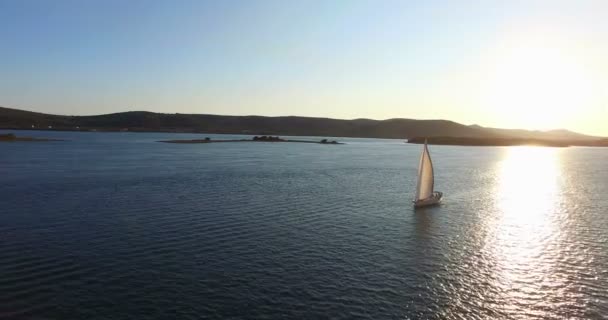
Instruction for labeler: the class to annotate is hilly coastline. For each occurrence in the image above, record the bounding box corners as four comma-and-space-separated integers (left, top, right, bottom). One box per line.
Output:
1, 106, 606, 146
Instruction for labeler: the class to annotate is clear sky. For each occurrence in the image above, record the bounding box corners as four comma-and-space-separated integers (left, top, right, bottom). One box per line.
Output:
1, 0, 607, 135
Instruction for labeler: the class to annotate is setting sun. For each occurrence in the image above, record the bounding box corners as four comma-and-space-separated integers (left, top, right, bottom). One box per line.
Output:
481, 38, 599, 131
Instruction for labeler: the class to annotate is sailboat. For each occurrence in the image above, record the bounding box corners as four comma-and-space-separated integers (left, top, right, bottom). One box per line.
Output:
413, 139, 443, 208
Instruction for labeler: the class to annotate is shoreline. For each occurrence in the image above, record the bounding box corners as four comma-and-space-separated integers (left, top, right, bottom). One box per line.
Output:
406, 141, 570, 148
1, 127, 358, 140
406, 137, 608, 148
158, 138, 345, 145
2, 128, 607, 147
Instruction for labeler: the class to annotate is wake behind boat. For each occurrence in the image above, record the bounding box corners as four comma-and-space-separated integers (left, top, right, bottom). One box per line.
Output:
413, 139, 443, 208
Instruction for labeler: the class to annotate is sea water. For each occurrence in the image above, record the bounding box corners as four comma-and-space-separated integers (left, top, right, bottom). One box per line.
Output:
1, 130, 607, 319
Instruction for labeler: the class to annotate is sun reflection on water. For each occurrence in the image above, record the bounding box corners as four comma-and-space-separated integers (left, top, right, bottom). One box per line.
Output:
490, 147, 564, 312
497, 146, 561, 221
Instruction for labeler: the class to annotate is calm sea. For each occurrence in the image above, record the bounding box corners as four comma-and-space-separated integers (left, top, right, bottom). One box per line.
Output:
1, 130, 607, 319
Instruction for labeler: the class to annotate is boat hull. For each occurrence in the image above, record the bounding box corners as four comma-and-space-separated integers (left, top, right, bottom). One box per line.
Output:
414, 191, 443, 208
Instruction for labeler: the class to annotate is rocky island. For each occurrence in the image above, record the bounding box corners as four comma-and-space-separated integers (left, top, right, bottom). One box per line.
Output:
158, 136, 344, 145
0, 133, 64, 142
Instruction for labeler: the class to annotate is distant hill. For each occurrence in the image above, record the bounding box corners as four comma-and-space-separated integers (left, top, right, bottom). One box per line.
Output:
468, 124, 599, 141
0, 106, 603, 142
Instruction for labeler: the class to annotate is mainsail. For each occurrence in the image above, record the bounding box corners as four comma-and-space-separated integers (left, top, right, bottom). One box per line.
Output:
415, 140, 434, 201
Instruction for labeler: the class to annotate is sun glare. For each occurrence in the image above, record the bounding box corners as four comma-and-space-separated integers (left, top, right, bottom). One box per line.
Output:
497, 146, 560, 218
481, 43, 596, 130
486, 147, 563, 306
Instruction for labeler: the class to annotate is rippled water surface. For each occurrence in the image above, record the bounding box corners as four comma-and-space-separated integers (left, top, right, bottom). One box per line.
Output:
1, 130, 607, 319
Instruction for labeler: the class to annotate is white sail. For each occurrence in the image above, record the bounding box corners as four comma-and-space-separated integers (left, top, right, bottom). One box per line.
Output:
415, 141, 434, 201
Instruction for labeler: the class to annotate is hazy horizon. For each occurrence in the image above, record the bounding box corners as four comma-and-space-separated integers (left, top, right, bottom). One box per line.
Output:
1, 0, 607, 136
